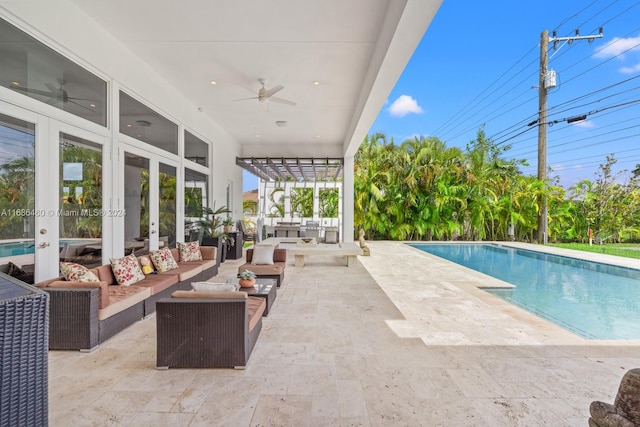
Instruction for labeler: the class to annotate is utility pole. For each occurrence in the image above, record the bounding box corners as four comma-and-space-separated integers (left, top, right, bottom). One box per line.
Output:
536, 28, 603, 245
537, 30, 548, 244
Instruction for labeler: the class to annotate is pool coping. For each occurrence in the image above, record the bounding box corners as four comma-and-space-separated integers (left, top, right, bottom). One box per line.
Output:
359, 241, 640, 347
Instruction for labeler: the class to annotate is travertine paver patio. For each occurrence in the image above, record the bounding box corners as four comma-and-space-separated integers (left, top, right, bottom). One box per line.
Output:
47, 241, 640, 426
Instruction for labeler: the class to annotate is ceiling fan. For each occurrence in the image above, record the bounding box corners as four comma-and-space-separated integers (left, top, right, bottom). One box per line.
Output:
10, 79, 98, 111
234, 78, 296, 106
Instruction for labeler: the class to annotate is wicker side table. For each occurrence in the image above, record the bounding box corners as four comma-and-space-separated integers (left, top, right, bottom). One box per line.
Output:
0, 272, 49, 427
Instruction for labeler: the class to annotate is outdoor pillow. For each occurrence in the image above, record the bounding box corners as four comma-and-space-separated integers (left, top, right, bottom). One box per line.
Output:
60, 262, 100, 283
178, 241, 202, 262
251, 244, 275, 265
149, 247, 179, 272
109, 253, 145, 286
6, 262, 33, 283
191, 282, 238, 292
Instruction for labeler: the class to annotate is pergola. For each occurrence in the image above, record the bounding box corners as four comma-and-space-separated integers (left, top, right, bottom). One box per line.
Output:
236, 157, 343, 182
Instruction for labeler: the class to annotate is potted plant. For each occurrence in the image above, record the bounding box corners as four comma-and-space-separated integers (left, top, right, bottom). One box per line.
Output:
198, 202, 231, 264
238, 270, 257, 288
198, 202, 231, 239
222, 217, 234, 233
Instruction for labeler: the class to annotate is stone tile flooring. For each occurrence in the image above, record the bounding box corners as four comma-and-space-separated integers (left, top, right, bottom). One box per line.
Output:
48, 242, 640, 426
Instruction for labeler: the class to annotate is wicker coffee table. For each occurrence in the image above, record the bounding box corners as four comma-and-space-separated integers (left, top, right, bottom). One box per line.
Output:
226, 278, 277, 316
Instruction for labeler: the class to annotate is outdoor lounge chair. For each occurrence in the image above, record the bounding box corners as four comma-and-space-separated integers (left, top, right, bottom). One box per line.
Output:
237, 220, 258, 242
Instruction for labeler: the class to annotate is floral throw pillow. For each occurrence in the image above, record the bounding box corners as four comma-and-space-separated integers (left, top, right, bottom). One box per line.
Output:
60, 262, 100, 282
149, 247, 179, 273
110, 254, 145, 286
178, 241, 202, 262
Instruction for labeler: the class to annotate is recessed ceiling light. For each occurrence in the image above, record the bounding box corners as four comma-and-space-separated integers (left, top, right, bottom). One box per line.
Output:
137, 134, 142, 138
90, 104, 96, 108
313, 81, 320, 86
11, 81, 20, 86
210, 80, 217, 85
316, 135, 320, 138
256, 134, 260, 138
127, 124, 132, 128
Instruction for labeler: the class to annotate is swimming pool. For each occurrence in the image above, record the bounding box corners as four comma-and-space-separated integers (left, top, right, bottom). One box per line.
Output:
410, 243, 640, 340
0, 240, 98, 258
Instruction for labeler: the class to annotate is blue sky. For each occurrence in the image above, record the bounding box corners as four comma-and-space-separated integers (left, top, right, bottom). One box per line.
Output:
244, 0, 640, 191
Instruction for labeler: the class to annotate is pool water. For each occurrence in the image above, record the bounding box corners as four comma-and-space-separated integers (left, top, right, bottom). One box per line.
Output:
410, 243, 640, 340
0, 241, 37, 257
0, 240, 96, 258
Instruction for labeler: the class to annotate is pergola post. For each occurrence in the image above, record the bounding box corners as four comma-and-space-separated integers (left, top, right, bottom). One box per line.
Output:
342, 155, 355, 243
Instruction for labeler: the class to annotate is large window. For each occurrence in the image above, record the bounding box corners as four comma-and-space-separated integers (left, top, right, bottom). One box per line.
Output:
184, 130, 209, 167
0, 18, 107, 126
0, 113, 35, 282
159, 163, 176, 248
119, 91, 178, 155
124, 153, 150, 254
59, 134, 102, 267
184, 168, 208, 242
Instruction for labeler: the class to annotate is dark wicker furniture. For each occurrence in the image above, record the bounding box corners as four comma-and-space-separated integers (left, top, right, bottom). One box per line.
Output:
38, 245, 218, 351
237, 248, 287, 287
0, 272, 49, 427
44, 287, 145, 351
156, 295, 265, 369
227, 278, 277, 315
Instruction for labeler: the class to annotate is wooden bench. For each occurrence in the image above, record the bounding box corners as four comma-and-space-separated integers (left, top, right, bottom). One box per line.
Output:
288, 242, 362, 267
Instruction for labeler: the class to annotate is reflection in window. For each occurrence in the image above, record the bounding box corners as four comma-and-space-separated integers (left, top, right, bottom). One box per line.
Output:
184, 168, 208, 242
159, 164, 177, 249
119, 91, 178, 155
0, 18, 107, 126
0, 113, 35, 283
184, 131, 209, 167
59, 134, 102, 267
124, 153, 149, 255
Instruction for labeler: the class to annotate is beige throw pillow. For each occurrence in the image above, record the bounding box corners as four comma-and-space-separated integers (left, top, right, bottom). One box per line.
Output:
251, 245, 275, 265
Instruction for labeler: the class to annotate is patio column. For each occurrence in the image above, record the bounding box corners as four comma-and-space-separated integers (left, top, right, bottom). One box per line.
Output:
342, 155, 354, 243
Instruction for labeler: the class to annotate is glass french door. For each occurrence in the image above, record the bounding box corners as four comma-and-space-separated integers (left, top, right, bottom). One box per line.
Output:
123, 150, 177, 256
0, 102, 106, 283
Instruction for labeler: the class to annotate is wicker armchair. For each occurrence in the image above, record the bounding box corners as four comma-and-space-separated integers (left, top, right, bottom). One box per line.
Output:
156, 291, 266, 369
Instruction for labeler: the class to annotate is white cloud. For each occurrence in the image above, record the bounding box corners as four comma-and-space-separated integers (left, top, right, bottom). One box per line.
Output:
620, 63, 640, 74
594, 36, 640, 59
387, 95, 423, 117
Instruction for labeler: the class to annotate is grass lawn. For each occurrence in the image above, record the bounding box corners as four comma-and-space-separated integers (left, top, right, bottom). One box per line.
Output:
550, 243, 640, 260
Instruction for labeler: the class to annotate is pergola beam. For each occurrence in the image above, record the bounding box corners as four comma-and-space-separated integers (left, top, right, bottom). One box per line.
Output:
236, 156, 344, 182
266, 157, 287, 180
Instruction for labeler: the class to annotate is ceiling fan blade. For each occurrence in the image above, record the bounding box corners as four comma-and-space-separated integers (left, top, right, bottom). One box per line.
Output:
262, 85, 283, 98
233, 96, 259, 102
44, 83, 59, 93
68, 97, 100, 102
269, 96, 296, 106
11, 86, 57, 98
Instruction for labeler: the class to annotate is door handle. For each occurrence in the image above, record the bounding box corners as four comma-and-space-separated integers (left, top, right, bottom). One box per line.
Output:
38, 242, 50, 249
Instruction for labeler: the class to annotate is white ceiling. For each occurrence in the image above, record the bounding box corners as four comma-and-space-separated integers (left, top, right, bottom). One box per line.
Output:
69, 0, 441, 159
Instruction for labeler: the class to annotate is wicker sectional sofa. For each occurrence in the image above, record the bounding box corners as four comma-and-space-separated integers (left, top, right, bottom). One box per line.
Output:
35, 246, 217, 351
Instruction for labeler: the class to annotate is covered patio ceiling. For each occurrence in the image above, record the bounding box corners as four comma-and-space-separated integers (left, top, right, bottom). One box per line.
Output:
236, 157, 343, 182
68, 0, 442, 161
